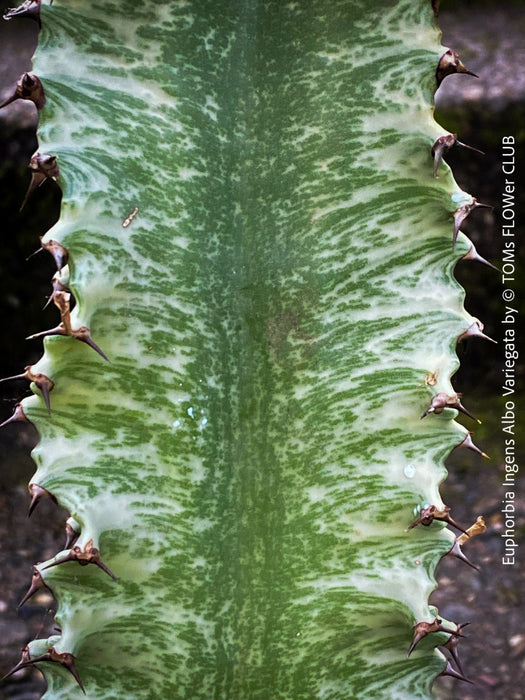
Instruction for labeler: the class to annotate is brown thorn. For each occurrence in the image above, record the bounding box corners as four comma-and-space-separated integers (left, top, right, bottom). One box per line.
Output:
421, 392, 480, 423
457, 319, 497, 345
446, 539, 480, 571
26, 310, 108, 361
17, 566, 50, 607
462, 242, 499, 272
407, 618, 464, 658
30, 238, 69, 273
53, 291, 72, 333
43, 276, 68, 311
41, 539, 118, 581
2, 647, 85, 694
28, 483, 58, 517
432, 134, 484, 178
431, 134, 456, 178
0, 366, 54, 414
73, 327, 110, 362
453, 199, 493, 249
1, 646, 33, 681
456, 432, 489, 459
436, 49, 478, 87
0, 402, 29, 428
26, 323, 67, 342
408, 504, 469, 535
20, 153, 60, 212
0, 72, 46, 111
25, 367, 54, 414
46, 648, 86, 694
437, 659, 474, 684
0, 372, 27, 384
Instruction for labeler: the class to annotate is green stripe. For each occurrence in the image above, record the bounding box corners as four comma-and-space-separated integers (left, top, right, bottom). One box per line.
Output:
22, 0, 476, 697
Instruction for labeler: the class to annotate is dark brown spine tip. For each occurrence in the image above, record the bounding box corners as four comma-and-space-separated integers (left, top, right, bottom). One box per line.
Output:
456, 431, 489, 459
26, 323, 67, 342
3, 0, 42, 27
27, 294, 108, 361
421, 391, 480, 423
0, 402, 29, 428
453, 199, 493, 249
43, 275, 68, 311
31, 238, 68, 273
1, 646, 32, 681
0, 72, 46, 110
73, 327, 110, 362
431, 134, 456, 177
28, 483, 58, 517
2, 647, 85, 694
408, 618, 464, 657
41, 539, 118, 581
0, 366, 54, 414
408, 504, 469, 535
18, 566, 50, 607
462, 242, 499, 272
437, 659, 474, 684
431, 134, 484, 178
436, 49, 478, 87
20, 153, 60, 212
446, 538, 480, 571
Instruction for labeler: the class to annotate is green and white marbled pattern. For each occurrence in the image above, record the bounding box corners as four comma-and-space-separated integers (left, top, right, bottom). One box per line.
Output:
22, 0, 477, 697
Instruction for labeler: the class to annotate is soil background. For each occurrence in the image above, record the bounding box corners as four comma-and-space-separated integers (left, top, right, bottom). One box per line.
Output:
0, 1, 523, 699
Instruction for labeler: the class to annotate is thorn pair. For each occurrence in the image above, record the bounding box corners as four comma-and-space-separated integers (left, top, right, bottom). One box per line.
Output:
453, 199, 493, 248
27, 290, 109, 362
421, 392, 480, 423
408, 504, 468, 534
0, 366, 54, 414
20, 153, 60, 212
431, 134, 484, 178
438, 623, 473, 684
447, 516, 486, 571
436, 49, 478, 87
0, 72, 45, 111
41, 539, 118, 581
2, 645, 85, 694
407, 617, 465, 657
27, 237, 68, 273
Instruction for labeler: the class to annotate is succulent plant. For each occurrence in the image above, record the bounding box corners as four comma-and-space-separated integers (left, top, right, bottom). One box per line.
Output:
1, 0, 493, 697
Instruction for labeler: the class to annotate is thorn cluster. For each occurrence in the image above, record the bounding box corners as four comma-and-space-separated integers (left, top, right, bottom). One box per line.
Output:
27, 290, 109, 361
408, 504, 468, 534
2, 645, 85, 694
431, 133, 483, 178
41, 539, 118, 581
420, 391, 480, 423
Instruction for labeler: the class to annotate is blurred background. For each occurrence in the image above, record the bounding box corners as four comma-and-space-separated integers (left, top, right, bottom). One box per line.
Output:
0, 0, 523, 698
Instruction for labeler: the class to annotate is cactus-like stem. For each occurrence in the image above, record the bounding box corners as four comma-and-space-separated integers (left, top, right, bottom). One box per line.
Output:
2, 0, 494, 697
